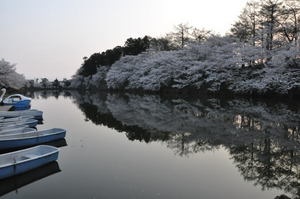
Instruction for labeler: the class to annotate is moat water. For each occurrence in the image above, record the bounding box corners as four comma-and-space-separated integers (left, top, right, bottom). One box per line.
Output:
1, 91, 300, 199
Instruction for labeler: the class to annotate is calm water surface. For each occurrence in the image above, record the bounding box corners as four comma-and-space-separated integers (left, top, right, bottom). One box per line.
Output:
1, 91, 300, 199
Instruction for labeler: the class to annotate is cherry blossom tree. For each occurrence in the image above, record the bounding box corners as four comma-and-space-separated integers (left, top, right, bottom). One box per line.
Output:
0, 59, 25, 89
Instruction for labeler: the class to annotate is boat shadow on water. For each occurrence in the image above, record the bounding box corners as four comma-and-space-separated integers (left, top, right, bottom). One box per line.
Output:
0, 138, 67, 155
0, 161, 60, 197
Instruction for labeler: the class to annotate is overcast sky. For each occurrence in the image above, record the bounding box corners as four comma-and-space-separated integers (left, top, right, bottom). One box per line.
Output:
0, 0, 248, 80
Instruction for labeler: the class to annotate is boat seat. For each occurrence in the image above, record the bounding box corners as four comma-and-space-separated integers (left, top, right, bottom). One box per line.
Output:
13, 156, 30, 163
22, 154, 38, 159
14, 155, 36, 162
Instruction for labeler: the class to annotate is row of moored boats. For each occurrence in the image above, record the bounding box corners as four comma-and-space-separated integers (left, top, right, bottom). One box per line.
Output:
0, 108, 66, 180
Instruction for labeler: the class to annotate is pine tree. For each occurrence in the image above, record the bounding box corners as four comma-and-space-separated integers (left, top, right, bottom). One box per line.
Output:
231, 1, 260, 46
259, 0, 283, 50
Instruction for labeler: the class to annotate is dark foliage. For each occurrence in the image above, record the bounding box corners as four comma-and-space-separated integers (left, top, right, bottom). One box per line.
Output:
123, 36, 151, 56
78, 36, 151, 77
52, 79, 60, 88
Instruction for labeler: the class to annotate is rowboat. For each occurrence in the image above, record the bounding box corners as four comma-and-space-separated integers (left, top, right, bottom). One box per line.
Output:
0, 128, 36, 136
0, 110, 43, 120
0, 128, 66, 149
0, 116, 34, 123
0, 145, 59, 180
0, 125, 29, 132
0, 119, 38, 128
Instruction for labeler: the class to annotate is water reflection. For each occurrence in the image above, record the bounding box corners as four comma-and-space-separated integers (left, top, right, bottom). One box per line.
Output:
0, 162, 60, 197
25, 90, 72, 100
30, 91, 300, 198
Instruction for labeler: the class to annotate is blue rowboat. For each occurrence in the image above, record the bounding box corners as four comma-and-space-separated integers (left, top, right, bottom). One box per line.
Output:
0, 119, 38, 128
0, 116, 34, 123
0, 125, 29, 132
0, 145, 59, 180
0, 110, 43, 120
0, 128, 66, 150
0, 128, 36, 136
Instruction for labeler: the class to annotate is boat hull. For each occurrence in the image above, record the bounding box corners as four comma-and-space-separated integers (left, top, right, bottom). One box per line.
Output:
0, 145, 59, 180
0, 153, 58, 180
3, 96, 31, 109
0, 132, 66, 150
3, 100, 30, 108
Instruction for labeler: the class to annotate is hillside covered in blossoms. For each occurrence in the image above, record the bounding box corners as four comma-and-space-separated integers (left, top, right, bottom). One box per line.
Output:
70, 0, 300, 98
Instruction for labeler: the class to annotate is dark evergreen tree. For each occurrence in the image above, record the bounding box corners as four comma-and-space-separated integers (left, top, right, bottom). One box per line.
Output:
231, 1, 260, 45
259, 0, 283, 50
150, 37, 175, 51
52, 79, 60, 89
123, 36, 151, 56
78, 36, 151, 77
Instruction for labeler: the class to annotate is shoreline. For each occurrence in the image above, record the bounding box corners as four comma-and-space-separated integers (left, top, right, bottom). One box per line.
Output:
23, 87, 300, 103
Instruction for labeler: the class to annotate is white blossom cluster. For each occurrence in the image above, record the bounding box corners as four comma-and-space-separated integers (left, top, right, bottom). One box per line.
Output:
71, 36, 300, 96
0, 59, 26, 89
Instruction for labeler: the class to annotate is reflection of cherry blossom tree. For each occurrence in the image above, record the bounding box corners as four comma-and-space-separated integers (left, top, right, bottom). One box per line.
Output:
38, 91, 300, 197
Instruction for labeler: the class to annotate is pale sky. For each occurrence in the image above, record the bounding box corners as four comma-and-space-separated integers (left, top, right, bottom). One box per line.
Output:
0, 0, 248, 80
